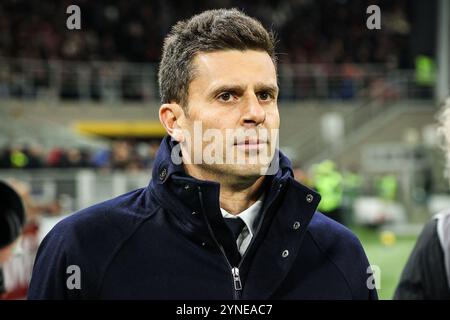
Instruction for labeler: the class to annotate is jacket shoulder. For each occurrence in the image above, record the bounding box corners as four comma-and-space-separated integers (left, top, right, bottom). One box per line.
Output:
306, 212, 376, 299
55, 187, 157, 237
28, 187, 159, 299
45, 186, 160, 270
307, 212, 364, 256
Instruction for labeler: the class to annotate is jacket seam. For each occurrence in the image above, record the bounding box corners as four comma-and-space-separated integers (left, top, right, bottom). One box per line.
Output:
95, 204, 161, 297
57, 228, 70, 299
306, 229, 355, 299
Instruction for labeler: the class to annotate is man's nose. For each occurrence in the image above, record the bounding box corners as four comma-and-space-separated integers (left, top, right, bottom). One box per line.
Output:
241, 94, 266, 127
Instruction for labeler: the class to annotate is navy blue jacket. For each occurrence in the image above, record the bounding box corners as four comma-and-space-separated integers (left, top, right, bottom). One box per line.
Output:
28, 136, 377, 300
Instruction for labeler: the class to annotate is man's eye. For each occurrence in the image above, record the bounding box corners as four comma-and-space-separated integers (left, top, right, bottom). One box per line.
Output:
218, 92, 233, 102
258, 92, 272, 101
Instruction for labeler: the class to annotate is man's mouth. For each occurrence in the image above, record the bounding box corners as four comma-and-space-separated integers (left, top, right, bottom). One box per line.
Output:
234, 138, 268, 151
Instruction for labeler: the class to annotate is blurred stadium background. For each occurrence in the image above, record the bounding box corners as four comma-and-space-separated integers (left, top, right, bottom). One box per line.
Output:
1, 0, 449, 299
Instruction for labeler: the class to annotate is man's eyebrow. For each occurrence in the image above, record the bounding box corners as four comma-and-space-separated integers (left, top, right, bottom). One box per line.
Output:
208, 83, 279, 98
208, 84, 247, 98
254, 83, 279, 95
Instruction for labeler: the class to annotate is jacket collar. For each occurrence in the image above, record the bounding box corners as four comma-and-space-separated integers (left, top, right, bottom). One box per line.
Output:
149, 135, 296, 212
148, 135, 321, 273
151, 135, 294, 186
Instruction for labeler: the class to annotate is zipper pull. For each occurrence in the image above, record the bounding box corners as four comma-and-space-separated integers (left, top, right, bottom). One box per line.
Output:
232, 267, 242, 291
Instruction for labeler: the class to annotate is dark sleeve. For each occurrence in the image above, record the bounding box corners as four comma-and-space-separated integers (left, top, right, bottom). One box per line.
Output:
394, 219, 450, 300
27, 227, 69, 300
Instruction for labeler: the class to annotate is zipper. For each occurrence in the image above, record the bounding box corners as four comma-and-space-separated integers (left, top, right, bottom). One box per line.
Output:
197, 182, 284, 300
198, 187, 241, 300
232, 267, 242, 290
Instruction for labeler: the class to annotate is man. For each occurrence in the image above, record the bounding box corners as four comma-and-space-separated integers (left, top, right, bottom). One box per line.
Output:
394, 210, 450, 299
394, 98, 450, 299
28, 9, 377, 300
311, 160, 344, 224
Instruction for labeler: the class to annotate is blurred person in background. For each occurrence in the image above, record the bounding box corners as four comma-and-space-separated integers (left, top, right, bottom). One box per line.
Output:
394, 98, 450, 300
375, 174, 398, 204
342, 167, 364, 225
0, 180, 26, 298
311, 160, 345, 225
0, 181, 25, 263
1, 178, 59, 300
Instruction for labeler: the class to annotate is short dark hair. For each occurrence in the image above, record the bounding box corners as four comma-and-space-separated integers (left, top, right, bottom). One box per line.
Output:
158, 8, 277, 108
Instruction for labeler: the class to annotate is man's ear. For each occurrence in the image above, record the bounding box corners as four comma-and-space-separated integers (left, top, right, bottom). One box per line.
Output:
159, 103, 185, 142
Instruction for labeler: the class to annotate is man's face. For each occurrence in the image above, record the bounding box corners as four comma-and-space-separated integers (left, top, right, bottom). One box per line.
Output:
178, 49, 280, 179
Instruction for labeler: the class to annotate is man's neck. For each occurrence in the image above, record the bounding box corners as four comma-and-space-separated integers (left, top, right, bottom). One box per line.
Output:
219, 177, 265, 215
184, 164, 266, 215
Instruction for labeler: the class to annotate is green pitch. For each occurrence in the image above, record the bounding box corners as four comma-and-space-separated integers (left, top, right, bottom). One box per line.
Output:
353, 227, 419, 300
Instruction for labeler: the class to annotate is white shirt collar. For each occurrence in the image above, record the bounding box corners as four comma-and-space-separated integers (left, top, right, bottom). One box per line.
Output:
220, 193, 265, 237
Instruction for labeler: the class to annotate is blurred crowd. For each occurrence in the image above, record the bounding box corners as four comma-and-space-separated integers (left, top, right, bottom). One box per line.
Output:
0, 0, 416, 101
0, 0, 411, 65
0, 140, 160, 171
